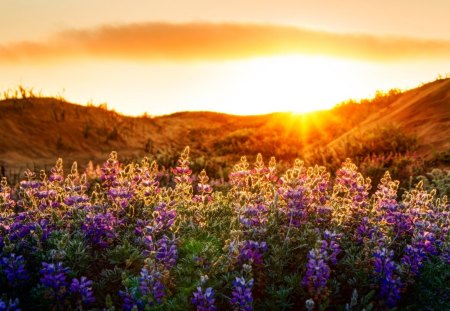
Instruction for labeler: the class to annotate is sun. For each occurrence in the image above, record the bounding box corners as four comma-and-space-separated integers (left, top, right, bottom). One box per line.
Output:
219, 54, 372, 115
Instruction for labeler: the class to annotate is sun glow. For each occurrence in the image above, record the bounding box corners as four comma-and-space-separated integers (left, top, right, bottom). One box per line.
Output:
212, 55, 376, 115
1, 55, 446, 117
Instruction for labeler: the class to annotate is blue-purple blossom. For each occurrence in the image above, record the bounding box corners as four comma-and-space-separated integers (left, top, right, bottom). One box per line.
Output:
119, 289, 142, 311
81, 212, 117, 248
401, 244, 426, 276
231, 277, 253, 311
302, 248, 330, 300
150, 202, 176, 233
108, 183, 135, 208
0, 298, 20, 311
238, 240, 267, 265
373, 248, 403, 307
64, 194, 89, 206
191, 286, 217, 311
401, 231, 438, 276
282, 187, 309, 227
0, 253, 29, 286
100, 152, 120, 188
40, 262, 70, 300
155, 235, 178, 269
70, 276, 96, 306
7, 220, 36, 242
19, 180, 40, 190
239, 204, 268, 229
138, 268, 165, 305
134, 219, 149, 237
119, 268, 165, 311
322, 230, 342, 265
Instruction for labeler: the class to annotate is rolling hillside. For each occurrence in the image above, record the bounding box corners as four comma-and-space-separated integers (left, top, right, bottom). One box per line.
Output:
0, 78, 449, 182
327, 77, 450, 158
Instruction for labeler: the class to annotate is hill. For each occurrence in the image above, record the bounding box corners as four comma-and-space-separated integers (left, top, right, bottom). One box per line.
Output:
327, 77, 450, 158
0, 78, 449, 183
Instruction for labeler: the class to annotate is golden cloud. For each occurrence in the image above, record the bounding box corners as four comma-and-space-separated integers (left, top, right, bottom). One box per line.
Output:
1, 22, 450, 63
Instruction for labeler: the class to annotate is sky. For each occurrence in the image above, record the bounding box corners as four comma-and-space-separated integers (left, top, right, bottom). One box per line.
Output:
1, 0, 450, 116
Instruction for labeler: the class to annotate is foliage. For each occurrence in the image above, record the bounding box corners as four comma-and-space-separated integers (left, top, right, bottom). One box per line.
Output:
0, 148, 448, 310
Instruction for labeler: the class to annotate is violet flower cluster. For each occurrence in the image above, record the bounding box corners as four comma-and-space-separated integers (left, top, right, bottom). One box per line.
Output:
0, 150, 448, 310
191, 286, 217, 311
302, 231, 341, 301
0, 298, 20, 311
302, 248, 330, 300
155, 234, 178, 269
238, 240, 267, 266
81, 212, 118, 248
0, 254, 29, 287
373, 248, 403, 307
120, 268, 165, 311
40, 262, 70, 301
231, 277, 254, 311
70, 276, 95, 306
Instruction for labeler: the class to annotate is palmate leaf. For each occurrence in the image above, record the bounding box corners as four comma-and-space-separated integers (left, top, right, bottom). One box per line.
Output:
105, 240, 144, 270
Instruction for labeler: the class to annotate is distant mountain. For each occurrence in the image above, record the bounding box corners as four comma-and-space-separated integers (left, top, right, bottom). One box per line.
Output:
0, 78, 449, 182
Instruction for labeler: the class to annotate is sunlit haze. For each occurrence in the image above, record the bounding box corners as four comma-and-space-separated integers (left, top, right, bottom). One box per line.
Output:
1, 0, 450, 116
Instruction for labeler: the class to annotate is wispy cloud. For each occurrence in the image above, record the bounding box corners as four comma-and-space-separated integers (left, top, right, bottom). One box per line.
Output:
1, 22, 450, 63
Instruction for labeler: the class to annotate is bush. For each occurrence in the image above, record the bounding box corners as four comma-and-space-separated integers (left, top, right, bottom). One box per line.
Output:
0, 149, 448, 310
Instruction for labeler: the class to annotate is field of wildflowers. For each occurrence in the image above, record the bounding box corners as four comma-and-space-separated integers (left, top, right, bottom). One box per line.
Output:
0, 147, 448, 310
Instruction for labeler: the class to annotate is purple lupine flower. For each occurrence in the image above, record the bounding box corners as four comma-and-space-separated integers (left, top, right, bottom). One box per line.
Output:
119, 289, 142, 311
373, 248, 403, 307
334, 160, 371, 221
356, 217, 376, 243
37, 218, 53, 241
0, 299, 7, 311
155, 235, 177, 269
401, 231, 438, 275
142, 234, 155, 257
191, 286, 217, 311
193, 169, 213, 204
314, 205, 333, 224
238, 240, 267, 265
48, 159, 64, 184
0, 298, 20, 311
384, 203, 413, 237
0, 254, 29, 286
401, 245, 425, 276
8, 220, 36, 242
64, 194, 89, 206
150, 202, 176, 233
134, 219, 148, 236
302, 248, 330, 300
81, 212, 117, 248
35, 190, 57, 200
322, 230, 342, 265
108, 182, 135, 209
282, 187, 309, 227
231, 277, 253, 311
138, 268, 165, 305
40, 262, 70, 300
239, 204, 268, 229
70, 277, 96, 306
100, 151, 120, 188
19, 180, 40, 190
172, 147, 193, 185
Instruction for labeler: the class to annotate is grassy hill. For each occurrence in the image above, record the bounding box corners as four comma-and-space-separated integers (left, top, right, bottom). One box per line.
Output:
0, 78, 449, 185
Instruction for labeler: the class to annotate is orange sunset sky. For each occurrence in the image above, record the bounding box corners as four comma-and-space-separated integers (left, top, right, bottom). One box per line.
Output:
1, 0, 450, 116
